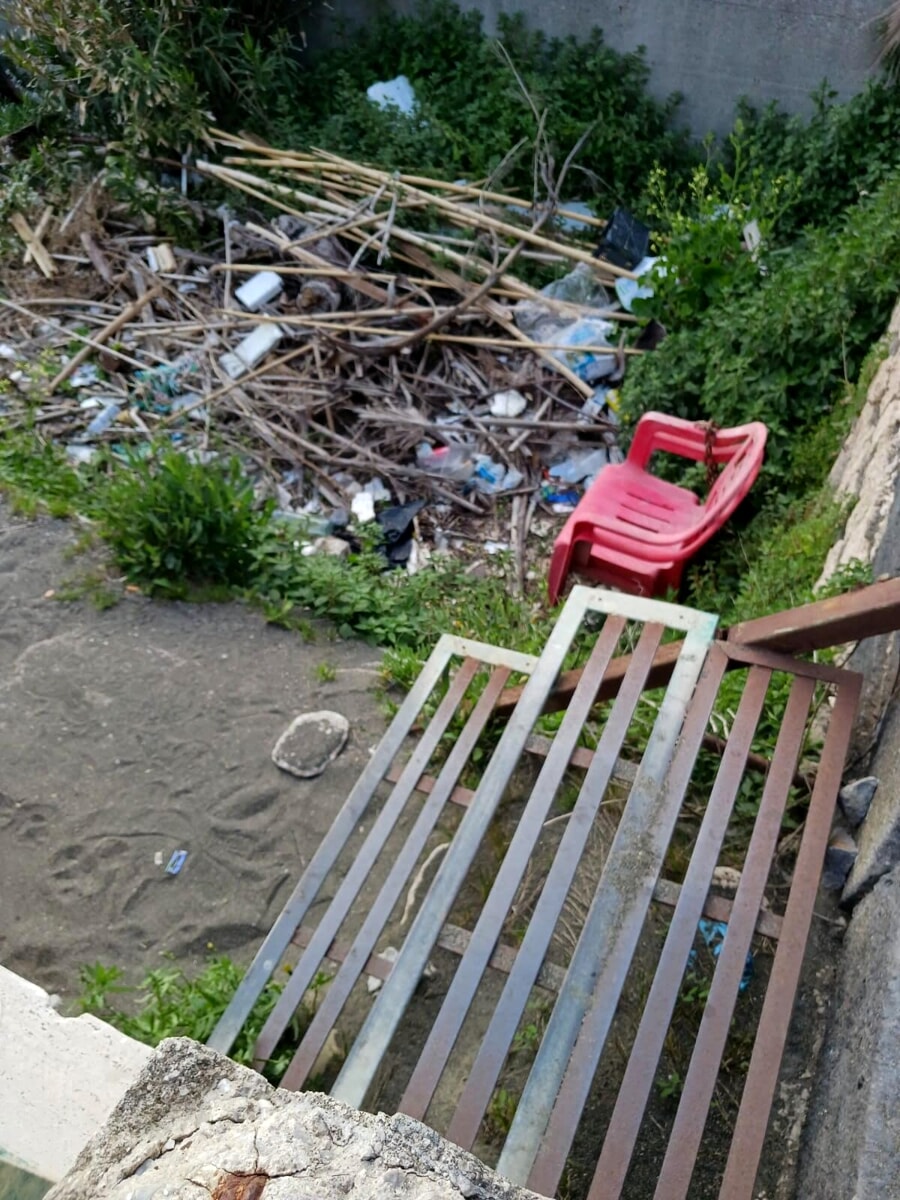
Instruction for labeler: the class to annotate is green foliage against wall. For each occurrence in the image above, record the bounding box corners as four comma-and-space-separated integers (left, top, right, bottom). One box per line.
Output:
621, 172, 900, 491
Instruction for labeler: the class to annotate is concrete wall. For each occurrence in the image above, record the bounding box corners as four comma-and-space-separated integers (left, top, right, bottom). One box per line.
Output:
325, 0, 886, 136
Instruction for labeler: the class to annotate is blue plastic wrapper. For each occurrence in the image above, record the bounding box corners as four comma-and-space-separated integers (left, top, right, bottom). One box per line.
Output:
688, 918, 754, 992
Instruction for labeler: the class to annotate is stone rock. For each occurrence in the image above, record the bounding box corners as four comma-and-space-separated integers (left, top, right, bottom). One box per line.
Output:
821, 826, 857, 891
796, 868, 900, 1200
838, 776, 879, 828
272, 711, 349, 778
312, 536, 351, 558
47, 1038, 542, 1200
843, 697, 900, 906
816, 302, 900, 761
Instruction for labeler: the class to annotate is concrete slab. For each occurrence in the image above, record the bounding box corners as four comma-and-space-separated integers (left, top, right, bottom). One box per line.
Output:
0, 966, 151, 1182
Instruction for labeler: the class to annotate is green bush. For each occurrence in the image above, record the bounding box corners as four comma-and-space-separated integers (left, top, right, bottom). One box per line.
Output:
621, 171, 900, 492
731, 80, 900, 240
4, 0, 306, 152
98, 451, 269, 597
292, 2, 695, 205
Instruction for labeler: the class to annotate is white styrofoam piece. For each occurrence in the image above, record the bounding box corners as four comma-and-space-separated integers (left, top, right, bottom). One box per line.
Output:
219, 323, 283, 379
235, 271, 284, 312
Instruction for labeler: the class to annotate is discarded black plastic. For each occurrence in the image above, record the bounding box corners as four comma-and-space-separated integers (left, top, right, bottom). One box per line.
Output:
376, 500, 426, 566
595, 208, 651, 271
636, 319, 668, 352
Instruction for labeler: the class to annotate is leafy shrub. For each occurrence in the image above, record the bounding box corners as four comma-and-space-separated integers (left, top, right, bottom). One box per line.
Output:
78, 957, 324, 1082
636, 144, 798, 328
730, 80, 900, 240
621, 171, 900, 491
253, 526, 553, 654
4, 0, 307, 152
0, 428, 92, 517
98, 451, 268, 597
292, 2, 695, 206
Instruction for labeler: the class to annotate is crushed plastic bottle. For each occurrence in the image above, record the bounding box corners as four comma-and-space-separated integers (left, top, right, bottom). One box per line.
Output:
471, 457, 524, 494
416, 442, 476, 483
514, 264, 617, 383
548, 447, 608, 485
579, 386, 609, 423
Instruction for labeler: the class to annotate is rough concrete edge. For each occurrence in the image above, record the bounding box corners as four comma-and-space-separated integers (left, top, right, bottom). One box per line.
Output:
794, 867, 900, 1199
47, 1038, 543, 1200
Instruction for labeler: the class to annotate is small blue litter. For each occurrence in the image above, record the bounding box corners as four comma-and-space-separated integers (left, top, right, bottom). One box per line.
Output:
165, 850, 188, 875
688, 918, 753, 992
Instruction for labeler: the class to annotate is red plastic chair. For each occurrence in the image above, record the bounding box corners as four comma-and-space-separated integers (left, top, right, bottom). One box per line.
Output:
547, 413, 768, 603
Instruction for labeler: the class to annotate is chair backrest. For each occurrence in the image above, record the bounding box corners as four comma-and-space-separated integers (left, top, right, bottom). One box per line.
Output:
681, 421, 768, 554
705, 422, 768, 515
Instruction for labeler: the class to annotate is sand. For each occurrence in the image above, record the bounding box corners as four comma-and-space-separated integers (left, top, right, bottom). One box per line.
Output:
0, 505, 387, 1000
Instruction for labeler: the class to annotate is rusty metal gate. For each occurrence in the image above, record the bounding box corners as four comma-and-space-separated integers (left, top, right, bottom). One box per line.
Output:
210, 585, 861, 1199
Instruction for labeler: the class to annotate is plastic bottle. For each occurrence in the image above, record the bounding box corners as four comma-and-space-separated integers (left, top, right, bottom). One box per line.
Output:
84, 403, 122, 439
416, 442, 475, 483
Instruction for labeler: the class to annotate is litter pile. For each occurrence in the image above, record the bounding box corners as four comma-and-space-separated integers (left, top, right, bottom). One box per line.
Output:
0, 129, 658, 564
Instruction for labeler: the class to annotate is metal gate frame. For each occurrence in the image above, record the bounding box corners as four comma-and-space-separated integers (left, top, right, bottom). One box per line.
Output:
210, 585, 862, 1199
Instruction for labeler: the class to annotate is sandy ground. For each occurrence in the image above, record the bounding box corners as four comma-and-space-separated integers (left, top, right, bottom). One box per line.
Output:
0, 506, 387, 1000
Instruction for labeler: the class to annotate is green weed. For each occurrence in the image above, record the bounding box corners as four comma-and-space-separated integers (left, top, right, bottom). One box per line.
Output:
97, 450, 269, 599
484, 1086, 519, 1143
78, 956, 330, 1083
621, 171, 900, 491
0, 428, 93, 518
655, 1069, 684, 1101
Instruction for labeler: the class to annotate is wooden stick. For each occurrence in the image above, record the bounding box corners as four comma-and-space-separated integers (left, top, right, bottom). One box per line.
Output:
80, 232, 116, 285
211, 157, 630, 280
0, 296, 147, 371
46, 286, 161, 392
11, 212, 55, 278
210, 133, 609, 230
22, 207, 53, 268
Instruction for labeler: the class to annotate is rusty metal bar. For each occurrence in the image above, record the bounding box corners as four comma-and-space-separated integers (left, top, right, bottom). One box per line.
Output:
718, 672, 862, 1199
652, 879, 783, 940
727, 576, 900, 655
501, 642, 725, 1191
651, 673, 817, 1200
492, 621, 720, 1184
399, 616, 646, 1120
584, 665, 772, 1199
494, 639, 684, 717
277, 664, 512, 1089
292, 921, 571, 993
253, 655, 483, 1068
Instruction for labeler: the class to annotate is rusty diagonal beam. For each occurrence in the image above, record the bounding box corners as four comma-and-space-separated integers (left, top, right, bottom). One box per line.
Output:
494, 578, 900, 781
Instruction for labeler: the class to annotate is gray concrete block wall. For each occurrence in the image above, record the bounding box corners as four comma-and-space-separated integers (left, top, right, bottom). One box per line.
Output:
326, 0, 887, 137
